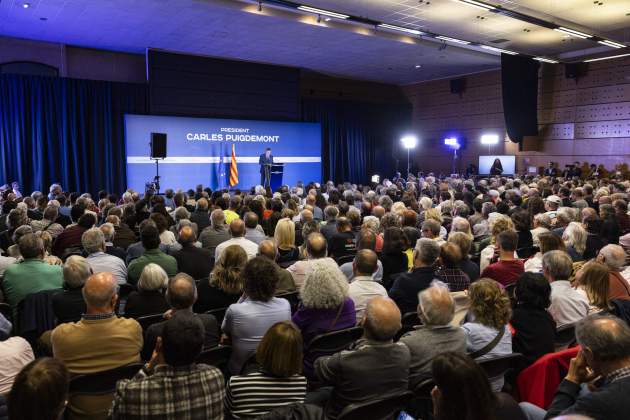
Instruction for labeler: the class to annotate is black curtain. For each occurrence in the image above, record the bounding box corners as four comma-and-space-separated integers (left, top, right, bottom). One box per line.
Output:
501, 54, 540, 145
302, 99, 411, 183
0, 74, 148, 195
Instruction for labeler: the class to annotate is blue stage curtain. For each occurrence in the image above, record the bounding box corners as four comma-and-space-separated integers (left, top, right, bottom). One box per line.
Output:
301, 99, 411, 184
0, 74, 147, 195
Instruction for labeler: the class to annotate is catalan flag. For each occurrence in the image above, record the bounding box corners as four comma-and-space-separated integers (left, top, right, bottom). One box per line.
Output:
229, 143, 239, 187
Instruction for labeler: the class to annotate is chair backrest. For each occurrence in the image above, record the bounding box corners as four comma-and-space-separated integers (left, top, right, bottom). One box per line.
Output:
554, 324, 577, 351
337, 391, 413, 420
406, 379, 435, 420
196, 345, 232, 372
68, 363, 145, 395
135, 313, 165, 331
308, 326, 364, 355
477, 353, 524, 379
204, 307, 228, 325
276, 291, 300, 313
17, 288, 61, 344
0, 302, 12, 326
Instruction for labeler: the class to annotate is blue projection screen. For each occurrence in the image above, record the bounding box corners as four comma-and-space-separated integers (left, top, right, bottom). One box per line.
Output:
125, 115, 321, 192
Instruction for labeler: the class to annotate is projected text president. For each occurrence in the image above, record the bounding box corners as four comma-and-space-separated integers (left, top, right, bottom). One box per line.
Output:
259, 147, 273, 187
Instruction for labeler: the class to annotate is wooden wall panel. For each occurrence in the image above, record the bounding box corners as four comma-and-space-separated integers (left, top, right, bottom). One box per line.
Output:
403, 57, 630, 174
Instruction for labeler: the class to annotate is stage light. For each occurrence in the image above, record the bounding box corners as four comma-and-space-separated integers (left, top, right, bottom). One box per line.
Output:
554, 27, 592, 39
22, 3, 30, 8
598, 40, 626, 49
480, 45, 518, 55
480, 134, 499, 145
533, 57, 559, 64
378, 23, 423, 36
436, 36, 471, 45
584, 53, 630, 63
401, 135, 418, 149
444, 137, 460, 149
297, 5, 349, 19
371, 174, 380, 183
455, 0, 495, 11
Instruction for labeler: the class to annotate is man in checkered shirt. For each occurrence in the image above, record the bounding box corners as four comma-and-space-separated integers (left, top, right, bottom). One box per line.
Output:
110, 311, 225, 419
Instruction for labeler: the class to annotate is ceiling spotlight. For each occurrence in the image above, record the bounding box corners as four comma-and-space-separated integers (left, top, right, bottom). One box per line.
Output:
297, 5, 349, 19
325, 17, 331, 22
455, 0, 495, 11
598, 40, 626, 49
533, 57, 559, 64
436, 35, 471, 45
584, 53, 630, 63
480, 45, 518, 55
378, 23, 423, 35
22, 3, 30, 8
415, 64, 422, 68
401, 135, 418, 149
553, 27, 592, 39
480, 134, 499, 145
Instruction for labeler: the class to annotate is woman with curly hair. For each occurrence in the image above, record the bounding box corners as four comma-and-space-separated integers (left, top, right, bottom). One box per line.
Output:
462, 279, 512, 391
194, 244, 247, 313
292, 258, 356, 379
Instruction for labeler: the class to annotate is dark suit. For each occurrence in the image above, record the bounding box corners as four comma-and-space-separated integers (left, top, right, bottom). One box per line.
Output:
124, 290, 169, 319
388, 267, 439, 314
259, 153, 273, 186
189, 210, 210, 233
52, 287, 86, 324
172, 245, 213, 280
106, 245, 127, 261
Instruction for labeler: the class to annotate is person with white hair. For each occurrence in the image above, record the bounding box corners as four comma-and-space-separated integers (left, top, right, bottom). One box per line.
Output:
82, 228, 127, 285
400, 281, 466, 388
124, 263, 169, 319
52, 255, 90, 324
531, 213, 552, 248
99, 222, 127, 261
597, 244, 630, 301
562, 222, 587, 262
293, 258, 356, 379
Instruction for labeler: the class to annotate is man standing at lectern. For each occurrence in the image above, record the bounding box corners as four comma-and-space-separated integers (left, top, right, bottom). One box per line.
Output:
259, 147, 273, 187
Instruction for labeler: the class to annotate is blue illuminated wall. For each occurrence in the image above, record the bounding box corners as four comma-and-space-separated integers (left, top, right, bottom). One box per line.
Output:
125, 114, 321, 192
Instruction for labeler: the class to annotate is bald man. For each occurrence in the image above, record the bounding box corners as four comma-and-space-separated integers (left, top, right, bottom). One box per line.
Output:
347, 250, 387, 320
214, 218, 258, 261
286, 232, 329, 289
257, 240, 296, 294
171, 225, 213, 280
51, 272, 143, 374
315, 296, 410, 419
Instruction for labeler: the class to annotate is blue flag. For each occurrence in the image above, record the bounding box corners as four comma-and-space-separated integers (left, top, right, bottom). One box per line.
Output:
217, 142, 227, 190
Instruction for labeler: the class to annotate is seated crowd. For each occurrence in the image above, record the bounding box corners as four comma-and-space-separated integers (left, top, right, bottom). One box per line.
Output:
1, 169, 630, 419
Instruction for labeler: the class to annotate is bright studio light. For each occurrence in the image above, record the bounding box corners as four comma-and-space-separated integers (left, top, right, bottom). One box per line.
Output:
401, 135, 418, 149
444, 137, 460, 149
480, 134, 499, 145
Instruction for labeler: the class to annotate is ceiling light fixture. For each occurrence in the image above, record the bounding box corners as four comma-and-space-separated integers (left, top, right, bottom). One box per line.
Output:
533, 57, 559, 64
455, 0, 495, 11
436, 35, 471, 45
584, 53, 630, 63
297, 5, 349, 19
22, 3, 30, 8
553, 27, 592, 39
415, 64, 422, 68
378, 23, 423, 35
480, 45, 518, 55
598, 40, 626, 49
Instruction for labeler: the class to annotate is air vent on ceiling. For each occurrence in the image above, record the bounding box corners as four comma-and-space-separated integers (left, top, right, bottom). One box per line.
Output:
490, 38, 510, 44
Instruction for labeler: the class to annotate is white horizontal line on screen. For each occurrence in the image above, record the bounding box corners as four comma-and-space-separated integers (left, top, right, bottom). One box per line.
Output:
126, 156, 321, 164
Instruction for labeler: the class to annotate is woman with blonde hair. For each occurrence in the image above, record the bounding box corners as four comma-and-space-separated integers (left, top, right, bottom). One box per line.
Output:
274, 218, 299, 264
461, 279, 512, 391
226, 321, 307, 418
562, 221, 587, 262
576, 261, 611, 314
479, 215, 515, 272
194, 244, 247, 313
292, 258, 356, 379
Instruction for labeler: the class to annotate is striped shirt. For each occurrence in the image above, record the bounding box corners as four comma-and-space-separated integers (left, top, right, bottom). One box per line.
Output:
225, 371, 307, 418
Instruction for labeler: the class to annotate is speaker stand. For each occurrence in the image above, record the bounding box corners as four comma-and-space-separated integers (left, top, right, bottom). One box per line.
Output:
152, 158, 162, 194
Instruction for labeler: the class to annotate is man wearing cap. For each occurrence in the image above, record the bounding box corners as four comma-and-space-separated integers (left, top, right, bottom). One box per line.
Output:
545, 195, 561, 222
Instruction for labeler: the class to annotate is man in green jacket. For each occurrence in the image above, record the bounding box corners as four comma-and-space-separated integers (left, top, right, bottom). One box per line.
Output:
127, 223, 177, 285
3, 233, 64, 318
